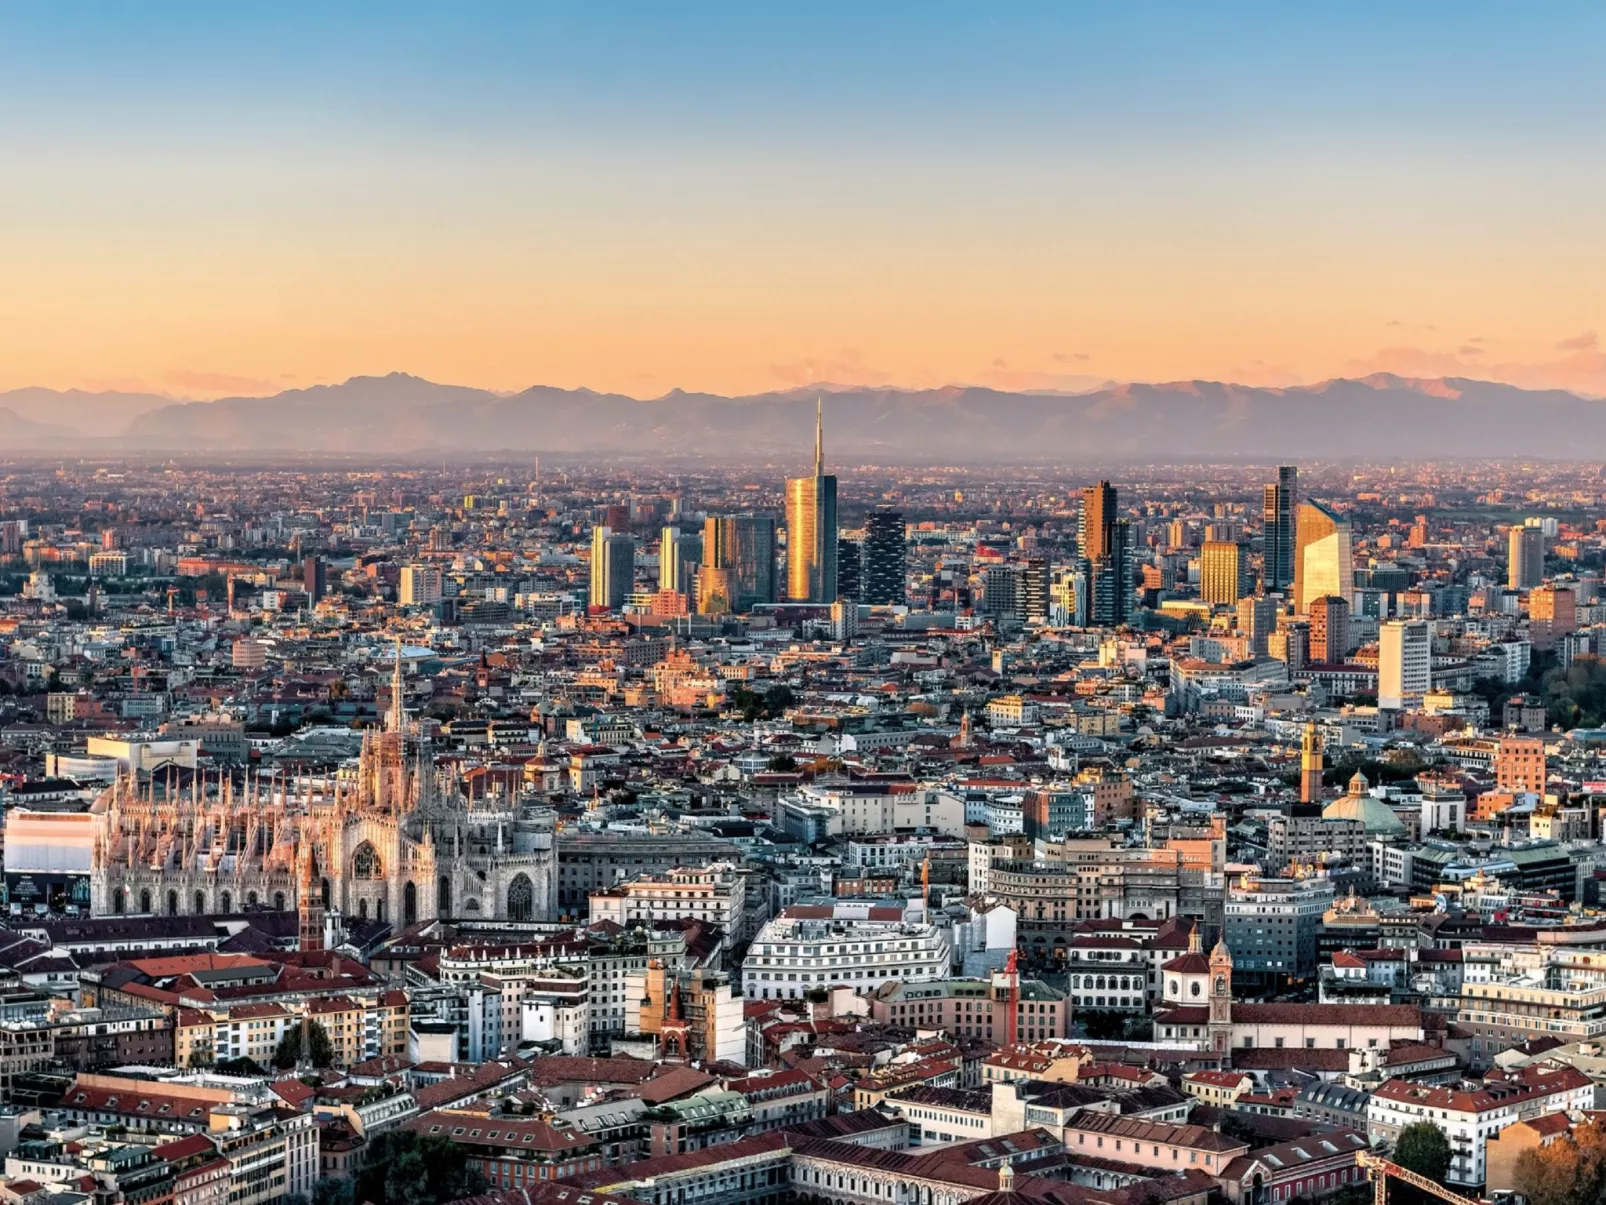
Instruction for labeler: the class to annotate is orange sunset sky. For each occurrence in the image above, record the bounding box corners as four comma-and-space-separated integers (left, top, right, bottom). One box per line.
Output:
2, 5, 1603, 400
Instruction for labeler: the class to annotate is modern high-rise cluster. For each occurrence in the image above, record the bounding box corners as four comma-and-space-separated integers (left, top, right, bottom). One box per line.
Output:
4, 448, 1606, 1205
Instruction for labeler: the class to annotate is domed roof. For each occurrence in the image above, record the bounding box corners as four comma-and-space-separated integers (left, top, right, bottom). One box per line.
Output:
1322, 790, 1406, 836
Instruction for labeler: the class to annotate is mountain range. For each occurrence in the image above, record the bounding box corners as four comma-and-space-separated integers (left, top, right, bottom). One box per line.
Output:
2, 372, 1602, 460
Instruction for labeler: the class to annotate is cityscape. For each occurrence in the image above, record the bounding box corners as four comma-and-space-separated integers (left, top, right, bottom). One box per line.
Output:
3, 8, 1606, 1205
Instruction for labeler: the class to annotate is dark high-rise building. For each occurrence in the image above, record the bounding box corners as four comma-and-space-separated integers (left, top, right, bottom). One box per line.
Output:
1263, 466, 1297, 593
837, 538, 863, 600
786, 400, 838, 602
1020, 557, 1049, 622
861, 509, 906, 606
603, 504, 631, 533
1088, 520, 1133, 625
303, 555, 327, 604
703, 514, 778, 611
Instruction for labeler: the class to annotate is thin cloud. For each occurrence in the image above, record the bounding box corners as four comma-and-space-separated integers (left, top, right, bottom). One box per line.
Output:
165, 369, 279, 395
1458, 344, 1485, 357
1557, 331, 1598, 352
1051, 351, 1091, 363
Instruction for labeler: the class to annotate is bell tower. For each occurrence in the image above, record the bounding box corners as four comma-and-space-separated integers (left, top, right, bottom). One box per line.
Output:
1208, 936, 1234, 1054
298, 838, 325, 954
1299, 722, 1325, 805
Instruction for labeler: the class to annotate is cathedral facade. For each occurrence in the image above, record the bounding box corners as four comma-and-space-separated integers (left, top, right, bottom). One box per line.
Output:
89, 656, 556, 929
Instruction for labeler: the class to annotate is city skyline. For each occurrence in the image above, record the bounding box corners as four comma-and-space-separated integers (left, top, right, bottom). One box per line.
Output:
2, 5, 1604, 401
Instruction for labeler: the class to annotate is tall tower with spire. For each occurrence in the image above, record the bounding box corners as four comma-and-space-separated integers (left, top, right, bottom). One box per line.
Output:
785, 397, 839, 602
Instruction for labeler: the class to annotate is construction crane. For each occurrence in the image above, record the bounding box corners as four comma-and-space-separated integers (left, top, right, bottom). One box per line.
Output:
1357, 1152, 1472, 1205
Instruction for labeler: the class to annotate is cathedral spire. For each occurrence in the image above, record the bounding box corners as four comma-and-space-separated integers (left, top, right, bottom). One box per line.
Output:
389, 637, 406, 734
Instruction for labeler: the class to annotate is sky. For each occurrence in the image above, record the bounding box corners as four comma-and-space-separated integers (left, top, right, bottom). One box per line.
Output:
2, 3, 1604, 400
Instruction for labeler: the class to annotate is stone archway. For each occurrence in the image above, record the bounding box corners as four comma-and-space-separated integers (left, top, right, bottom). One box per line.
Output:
194, 891, 206, 915
140, 888, 152, 913
507, 873, 534, 922
404, 881, 417, 926
166, 890, 178, 916
438, 876, 452, 917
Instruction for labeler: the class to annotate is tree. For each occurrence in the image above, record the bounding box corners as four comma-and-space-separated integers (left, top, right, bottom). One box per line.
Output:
352, 1131, 484, 1205
1392, 1121, 1451, 1183
1514, 1121, 1606, 1205
1079, 1010, 1127, 1040
1514, 1139, 1580, 1205
215, 1056, 266, 1076
273, 1019, 334, 1070
767, 753, 798, 772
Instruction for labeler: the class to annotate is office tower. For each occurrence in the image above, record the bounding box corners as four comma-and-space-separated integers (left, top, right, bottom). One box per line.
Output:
1088, 520, 1133, 626
862, 509, 906, 605
302, 555, 327, 604
837, 538, 863, 601
696, 567, 734, 615
1237, 595, 1276, 658
703, 514, 778, 611
982, 565, 1021, 617
659, 526, 702, 596
1293, 500, 1354, 613
1078, 481, 1131, 626
1307, 595, 1351, 664
785, 400, 838, 602
603, 504, 630, 533
1378, 619, 1431, 710
1530, 585, 1576, 635
589, 526, 635, 612
1079, 481, 1117, 561
1508, 524, 1545, 590
1020, 558, 1049, 622
1199, 541, 1248, 606
1262, 466, 1297, 593
1167, 519, 1189, 551
399, 565, 443, 606
1269, 619, 1309, 670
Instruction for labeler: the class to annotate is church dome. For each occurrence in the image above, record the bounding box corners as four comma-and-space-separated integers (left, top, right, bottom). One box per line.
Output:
1322, 786, 1406, 837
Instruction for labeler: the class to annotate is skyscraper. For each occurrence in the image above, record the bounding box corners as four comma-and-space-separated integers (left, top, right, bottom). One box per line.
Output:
589, 525, 635, 612
1262, 466, 1297, 593
785, 400, 838, 602
1378, 619, 1431, 710
1079, 482, 1131, 626
1237, 594, 1276, 658
1508, 523, 1544, 590
1079, 481, 1117, 562
1293, 500, 1354, 614
302, 555, 327, 604
1307, 594, 1351, 663
836, 538, 863, 601
1020, 557, 1049, 622
861, 509, 906, 606
703, 514, 778, 611
1199, 541, 1248, 606
660, 526, 702, 596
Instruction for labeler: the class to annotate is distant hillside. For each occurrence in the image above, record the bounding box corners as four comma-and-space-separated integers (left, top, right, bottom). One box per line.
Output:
4, 371, 1604, 459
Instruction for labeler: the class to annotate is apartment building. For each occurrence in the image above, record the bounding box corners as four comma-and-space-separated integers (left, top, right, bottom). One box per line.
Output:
742, 908, 951, 1000
588, 863, 748, 955
1367, 1066, 1592, 1187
